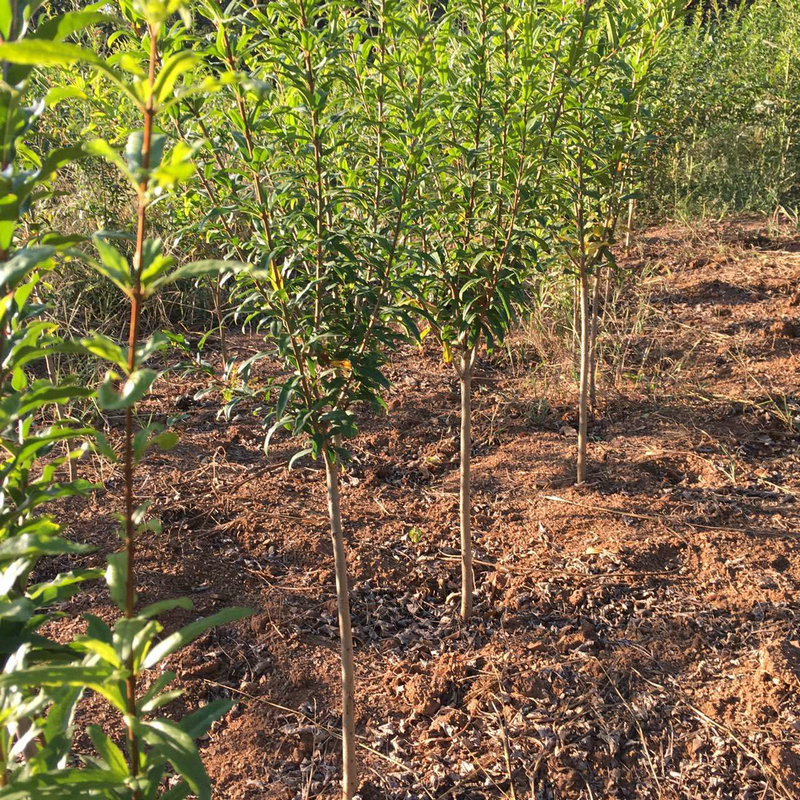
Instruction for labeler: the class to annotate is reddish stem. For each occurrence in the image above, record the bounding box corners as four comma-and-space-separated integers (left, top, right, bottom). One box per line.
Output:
122, 21, 158, 794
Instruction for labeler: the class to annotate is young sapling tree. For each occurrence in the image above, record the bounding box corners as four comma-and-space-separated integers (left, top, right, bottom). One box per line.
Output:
422, 0, 561, 619
556, 0, 680, 484
188, 0, 431, 794
0, 2, 249, 796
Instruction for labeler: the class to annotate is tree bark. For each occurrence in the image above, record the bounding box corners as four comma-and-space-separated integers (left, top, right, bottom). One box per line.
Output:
213, 274, 227, 365
324, 448, 357, 800
459, 349, 475, 620
571, 278, 579, 355
624, 197, 635, 254
588, 267, 602, 409
577, 265, 590, 485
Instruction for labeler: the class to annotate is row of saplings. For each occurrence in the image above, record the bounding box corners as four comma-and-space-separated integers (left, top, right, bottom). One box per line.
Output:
0, 0, 680, 797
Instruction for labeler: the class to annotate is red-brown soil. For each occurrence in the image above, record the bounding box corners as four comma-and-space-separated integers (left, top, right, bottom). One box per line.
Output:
50, 217, 800, 799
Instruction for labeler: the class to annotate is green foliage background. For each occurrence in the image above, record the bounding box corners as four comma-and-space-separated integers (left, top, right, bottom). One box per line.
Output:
644, 0, 800, 219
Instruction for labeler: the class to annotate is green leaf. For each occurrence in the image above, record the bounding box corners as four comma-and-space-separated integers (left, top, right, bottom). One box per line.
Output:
153, 50, 200, 105
151, 140, 195, 189
34, 11, 115, 43
136, 718, 210, 800
288, 448, 312, 469
0, 665, 123, 703
125, 130, 167, 171
0, 247, 54, 290
147, 259, 244, 294
136, 670, 177, 713
87, 725, 129, 777
80, 333, 129, 371
0, 597, 35, 621
105, 551, 128, 612
139, 242, 175, 289
46, 85, 88, 107
0, 0, 12, 40
0, 40, 98, 66
139, 687, 183, 713
92, 236, 132, 295
97, 369, 157, 410
139, 597, 192, 619
72, 635, 121, 668
0, 39, 137, 105
0, 533, 91, 560
0, 768, 128, 796
142, 607, 251, 669
10, 367, 26, 390
28, 569, 101, 605
38, 145, 87, 181
178, 699, 233, 739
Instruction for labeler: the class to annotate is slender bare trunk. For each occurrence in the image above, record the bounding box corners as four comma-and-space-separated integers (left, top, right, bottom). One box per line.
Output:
324, 448, 357, 800
571, 278, 579, 355
577, 265, 590, 485
213, 275, 227, 365
121, 25, 158, 797
588, 268, 602, 409
459, 349, 475, 620
624, 197, 635, 254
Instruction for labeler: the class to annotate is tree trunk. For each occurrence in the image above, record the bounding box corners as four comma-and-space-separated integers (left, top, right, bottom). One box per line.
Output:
459, 350, 475, 621
624, 197, 635, 254
588, 267, 602, 409
571, 278, 579, 354
577, 265, 590, 485
213, 274, 227, 366
324, 448, 357, 800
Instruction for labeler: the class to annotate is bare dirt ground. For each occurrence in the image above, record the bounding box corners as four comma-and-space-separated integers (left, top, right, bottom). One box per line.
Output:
52, 217, 800, 799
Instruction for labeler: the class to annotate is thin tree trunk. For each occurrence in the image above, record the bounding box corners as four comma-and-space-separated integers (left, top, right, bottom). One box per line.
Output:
459, 349, 475, 621
571, 278, 579, 355
577, 265, 590, 485
624, 197, 635, 254
324, 448, 357, 800
213, 274, 227, 365
588, 267, 602, 409
121, 27, 158, 796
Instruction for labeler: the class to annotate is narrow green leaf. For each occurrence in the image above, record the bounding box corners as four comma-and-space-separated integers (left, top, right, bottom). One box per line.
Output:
0, 40, 97, 66
178, 699, 233, 739
142, 607, 251, 670
105, 551, 128, 612
0, 247, 54, 290
137, 718, 210, 800
153, 50, 200, 105
125, 130, 167, 171
97, 369, 157, 411
147, 259, 244, 295
34, 11, 114, 43
139, 597, 192, 619
80, 334, 129, 371
87, 725, 129, 777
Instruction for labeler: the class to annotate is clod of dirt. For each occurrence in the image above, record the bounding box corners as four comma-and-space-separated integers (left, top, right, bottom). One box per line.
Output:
769, 317, 800, 338
767, 744, 800, 793
759, 640, 800, 687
